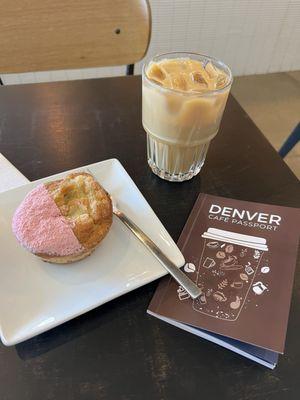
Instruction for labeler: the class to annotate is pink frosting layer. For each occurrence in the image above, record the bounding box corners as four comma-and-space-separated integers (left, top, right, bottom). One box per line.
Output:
12, 184, 84, 256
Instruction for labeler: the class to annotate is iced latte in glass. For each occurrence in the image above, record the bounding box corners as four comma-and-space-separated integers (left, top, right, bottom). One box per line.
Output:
142, 52, 232, 182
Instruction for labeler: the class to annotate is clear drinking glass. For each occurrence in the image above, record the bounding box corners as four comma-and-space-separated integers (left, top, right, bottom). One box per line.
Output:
142, 52, 232, 182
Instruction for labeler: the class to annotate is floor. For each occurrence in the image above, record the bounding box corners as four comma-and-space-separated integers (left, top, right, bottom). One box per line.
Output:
231, 71, 300, 180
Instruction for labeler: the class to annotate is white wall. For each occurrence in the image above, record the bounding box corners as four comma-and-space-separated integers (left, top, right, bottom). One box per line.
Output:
2, 0, 300, 84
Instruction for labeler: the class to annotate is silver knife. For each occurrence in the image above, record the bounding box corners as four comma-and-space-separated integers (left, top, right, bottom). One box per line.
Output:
111, 196, 202, 299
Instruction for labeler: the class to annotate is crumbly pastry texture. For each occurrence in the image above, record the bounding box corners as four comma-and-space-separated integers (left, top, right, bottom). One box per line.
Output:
12, 172, 113, 264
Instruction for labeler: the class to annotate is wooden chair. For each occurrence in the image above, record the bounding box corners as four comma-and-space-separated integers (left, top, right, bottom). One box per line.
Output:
0, 0, 151, 83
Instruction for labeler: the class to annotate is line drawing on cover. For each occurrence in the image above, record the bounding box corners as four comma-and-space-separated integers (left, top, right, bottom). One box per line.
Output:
191, 228, 269, 321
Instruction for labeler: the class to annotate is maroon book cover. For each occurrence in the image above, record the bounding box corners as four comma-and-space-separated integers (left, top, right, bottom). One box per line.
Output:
148, 194, 300, 356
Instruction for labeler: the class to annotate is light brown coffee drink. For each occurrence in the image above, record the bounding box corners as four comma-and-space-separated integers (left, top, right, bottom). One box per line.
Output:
142, 52, 232, 182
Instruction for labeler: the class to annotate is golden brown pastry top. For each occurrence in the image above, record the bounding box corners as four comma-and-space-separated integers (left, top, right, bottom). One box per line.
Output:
46, 172, 112, 250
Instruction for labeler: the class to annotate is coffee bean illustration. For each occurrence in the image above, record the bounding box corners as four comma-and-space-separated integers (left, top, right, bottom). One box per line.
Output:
216, 251, 226, 259
240, 273, 248, 281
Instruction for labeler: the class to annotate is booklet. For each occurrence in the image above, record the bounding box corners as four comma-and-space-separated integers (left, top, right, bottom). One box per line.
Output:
148, 193, 300, 369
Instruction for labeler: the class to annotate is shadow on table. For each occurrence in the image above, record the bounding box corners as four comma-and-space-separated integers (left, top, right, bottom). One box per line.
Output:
15, 282, 156, 360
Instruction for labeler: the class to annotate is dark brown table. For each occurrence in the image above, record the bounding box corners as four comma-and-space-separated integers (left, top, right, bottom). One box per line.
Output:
0, 76, 299, 400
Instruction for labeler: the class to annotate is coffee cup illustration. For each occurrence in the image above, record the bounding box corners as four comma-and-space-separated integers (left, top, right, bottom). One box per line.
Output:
192, 228, 268, 321
252, 281, 267, 295
203, 257, 216, 269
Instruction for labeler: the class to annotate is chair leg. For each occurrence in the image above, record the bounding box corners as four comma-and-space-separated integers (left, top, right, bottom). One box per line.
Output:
0, 77, 3, 85
279, 123, 300, 158
126, 64, 134, 75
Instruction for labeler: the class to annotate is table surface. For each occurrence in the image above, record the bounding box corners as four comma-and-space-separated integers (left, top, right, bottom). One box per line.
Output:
0, 76, 299, 400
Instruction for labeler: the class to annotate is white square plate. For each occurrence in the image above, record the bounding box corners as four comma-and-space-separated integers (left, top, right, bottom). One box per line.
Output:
0, 159, 184, 345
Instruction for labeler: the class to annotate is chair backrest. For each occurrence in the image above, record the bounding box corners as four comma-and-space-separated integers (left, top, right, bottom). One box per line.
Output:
0, 0, 151, 74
